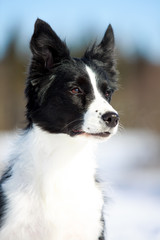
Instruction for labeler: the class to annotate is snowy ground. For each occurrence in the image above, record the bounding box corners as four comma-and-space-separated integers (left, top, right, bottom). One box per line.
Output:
97, 130, 160, 240
0, 129, 160, 240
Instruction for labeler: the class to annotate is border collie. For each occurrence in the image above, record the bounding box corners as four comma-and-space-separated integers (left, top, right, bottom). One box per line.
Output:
0, 19, 119, 240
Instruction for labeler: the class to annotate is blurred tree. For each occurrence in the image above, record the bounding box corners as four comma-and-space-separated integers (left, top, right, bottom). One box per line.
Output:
0, 37, 27, 130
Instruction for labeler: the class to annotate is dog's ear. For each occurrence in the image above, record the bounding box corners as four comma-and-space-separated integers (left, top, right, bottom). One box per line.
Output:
84, 24, 115, 69
99, 24, 115, 53
30, 19, 70, 70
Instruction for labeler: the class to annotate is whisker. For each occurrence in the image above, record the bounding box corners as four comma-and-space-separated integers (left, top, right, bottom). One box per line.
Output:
61, 118, 84, 131
117, 123, 125, 135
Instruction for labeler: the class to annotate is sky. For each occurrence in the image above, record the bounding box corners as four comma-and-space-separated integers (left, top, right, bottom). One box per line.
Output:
0, 0, 160, 63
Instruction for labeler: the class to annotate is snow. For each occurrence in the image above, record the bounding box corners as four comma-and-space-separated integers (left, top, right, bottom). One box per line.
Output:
0, 129, 160, 239
97, 129, 160, 240
0, 131, 16, 176
107, 190, 160, 240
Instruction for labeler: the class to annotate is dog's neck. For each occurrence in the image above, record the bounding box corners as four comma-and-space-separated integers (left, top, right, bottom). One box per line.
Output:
31, 124, 97, 166
12, 125, 98, 196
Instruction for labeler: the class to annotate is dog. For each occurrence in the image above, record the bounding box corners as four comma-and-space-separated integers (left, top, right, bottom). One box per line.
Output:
0, 19, 119, 240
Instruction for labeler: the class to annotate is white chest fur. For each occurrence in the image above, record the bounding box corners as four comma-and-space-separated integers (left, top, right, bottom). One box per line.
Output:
0, 126, 104, 240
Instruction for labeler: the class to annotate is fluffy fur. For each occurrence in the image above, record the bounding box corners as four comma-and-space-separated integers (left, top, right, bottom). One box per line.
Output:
0, 19, 119, 240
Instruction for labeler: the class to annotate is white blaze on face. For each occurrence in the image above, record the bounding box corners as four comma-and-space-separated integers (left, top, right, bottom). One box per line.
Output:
82, 66, 118, 135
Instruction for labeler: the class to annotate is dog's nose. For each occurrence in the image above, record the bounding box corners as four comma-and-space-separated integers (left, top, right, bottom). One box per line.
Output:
102, 112, 119, 128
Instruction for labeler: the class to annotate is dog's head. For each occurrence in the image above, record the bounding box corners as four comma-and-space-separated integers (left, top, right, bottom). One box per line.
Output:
26, 19, 119, 139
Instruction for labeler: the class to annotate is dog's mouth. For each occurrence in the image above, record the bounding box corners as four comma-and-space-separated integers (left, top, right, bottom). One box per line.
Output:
72, 129, 110, 138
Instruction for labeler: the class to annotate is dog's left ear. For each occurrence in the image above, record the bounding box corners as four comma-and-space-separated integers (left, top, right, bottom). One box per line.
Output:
84, 24, 115, 69
30, 19, 71, 70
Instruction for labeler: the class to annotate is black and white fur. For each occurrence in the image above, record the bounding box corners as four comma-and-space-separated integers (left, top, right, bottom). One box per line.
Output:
0, 19, 119, 240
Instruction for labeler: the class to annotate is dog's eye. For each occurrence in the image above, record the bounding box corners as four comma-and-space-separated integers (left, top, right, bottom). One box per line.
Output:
71, 87, 83, 95
105, 91, 110, 97
105, 90, 112, 99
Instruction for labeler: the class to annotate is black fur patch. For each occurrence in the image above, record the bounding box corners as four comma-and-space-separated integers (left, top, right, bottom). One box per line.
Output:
0, 167, 12, 228
0, 167, 12, 183
98, 215, 105, 240
26, 59, 95, 134
0, 186, 7, 228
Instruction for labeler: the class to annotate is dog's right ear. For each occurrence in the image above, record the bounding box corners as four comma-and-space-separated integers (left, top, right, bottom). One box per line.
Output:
30, 19, 70, 70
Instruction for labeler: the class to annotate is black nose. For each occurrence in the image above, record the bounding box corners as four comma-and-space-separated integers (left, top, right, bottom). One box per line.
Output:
102, 112, 119, 128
